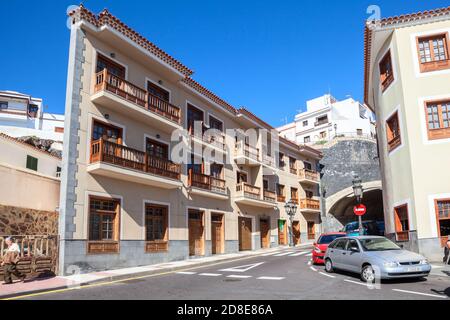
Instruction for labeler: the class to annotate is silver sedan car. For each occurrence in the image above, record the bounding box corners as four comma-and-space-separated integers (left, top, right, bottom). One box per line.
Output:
324, 236, 431, 282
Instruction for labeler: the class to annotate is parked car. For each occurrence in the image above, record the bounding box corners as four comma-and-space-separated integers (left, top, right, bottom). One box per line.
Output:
344, 221, 384, 237
312, 232, 347, 265
324, 236, 431, 282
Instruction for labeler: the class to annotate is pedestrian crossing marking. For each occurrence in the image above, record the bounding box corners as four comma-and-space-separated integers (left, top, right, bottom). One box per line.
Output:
199, 273, 222, 277
219, 262, 265, 273
176, 271, 197, 275
289, 251, 309, 257
227, 275, 252, 279
274, 252, 295, 257
257, 276, 285, 281
261, 251, 282, 256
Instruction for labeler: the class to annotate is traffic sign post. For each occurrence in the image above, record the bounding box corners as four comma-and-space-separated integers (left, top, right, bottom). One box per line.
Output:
353, 204, 367, 236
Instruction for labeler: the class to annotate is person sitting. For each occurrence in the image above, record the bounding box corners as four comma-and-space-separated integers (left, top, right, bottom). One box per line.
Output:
1, 237, 26, 285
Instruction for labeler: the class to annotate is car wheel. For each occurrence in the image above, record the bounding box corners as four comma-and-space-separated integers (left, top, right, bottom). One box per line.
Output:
361, 265, 376, 283
325, 259, 334, 273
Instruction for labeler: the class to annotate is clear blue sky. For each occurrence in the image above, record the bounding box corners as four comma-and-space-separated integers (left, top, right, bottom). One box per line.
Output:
1, 0, 449, 126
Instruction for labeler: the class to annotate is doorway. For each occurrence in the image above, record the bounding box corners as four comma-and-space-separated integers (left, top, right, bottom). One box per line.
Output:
278, 219, 287, 245
260, 218, 271, 249
211, 213, 224, 254
293, 221, 301, 245
238, 217, 252, 251
188, 210, 205, 256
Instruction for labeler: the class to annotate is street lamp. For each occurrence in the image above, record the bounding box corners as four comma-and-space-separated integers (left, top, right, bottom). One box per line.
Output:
352, 175, 364, 236
284, 200, 298, 247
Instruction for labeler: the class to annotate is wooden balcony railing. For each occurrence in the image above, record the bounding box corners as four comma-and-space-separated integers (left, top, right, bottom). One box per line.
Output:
188, 169, 226, 195
263, 190, 277, 203
235, 141, 260, 161
298, 169, 320, 182
388, 135, 401, 152
300, 198, 321, 210
396, 231, 409, 242
277, 195, 286, 203
90, 139, 181, 180
236, 183, 261, 200
291, 198, 299, 205
94, 69, 181, 124
0, 235, 58, 279
262, 154, 276, 167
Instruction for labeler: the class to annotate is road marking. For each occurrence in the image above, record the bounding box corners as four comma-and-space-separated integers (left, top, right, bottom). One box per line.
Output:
344, 279, 367, 286
261, 251, 281, 256
310, 266, 318, 272
305, 253, 313, 257
227, 275, 252, 279
307, 261, 312, 266
289, 251, 309, 257
319, 272, 336, 278
257, 277, 285, 281
176, 271, 197, 275
219, 262, 265, 273
430, 265, 444, 269
274, 252, 294, 257
199, 273, 222, 277
392, 289, 447, 299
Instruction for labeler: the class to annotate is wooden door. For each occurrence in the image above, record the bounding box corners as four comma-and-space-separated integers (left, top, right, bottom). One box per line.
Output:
307, 221, 316, 240
238, 217, 252, 251
211, 214, 224, 254
278, 220, 287, 245
188, 211, 204, 256
260, 219, 270, 249
292, 221, 301, 245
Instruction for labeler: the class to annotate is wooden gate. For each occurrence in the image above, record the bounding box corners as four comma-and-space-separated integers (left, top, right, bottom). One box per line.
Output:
292, 221, 301, 245
0, 235, 58, 280
238, 217, 252, 251
188, 210, 205, 256
211, 213, 224, 255
278, 220, 287, 245
260, 219, 271, 249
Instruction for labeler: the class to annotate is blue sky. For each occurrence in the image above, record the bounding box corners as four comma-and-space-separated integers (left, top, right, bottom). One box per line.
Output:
1, 0, 449, 127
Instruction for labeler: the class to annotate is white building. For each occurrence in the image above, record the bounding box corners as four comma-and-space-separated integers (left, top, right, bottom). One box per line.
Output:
0, 90, 65, 141
278, 94, 376, 145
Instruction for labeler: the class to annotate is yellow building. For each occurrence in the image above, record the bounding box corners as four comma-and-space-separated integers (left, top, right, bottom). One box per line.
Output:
364, 6, 450, 260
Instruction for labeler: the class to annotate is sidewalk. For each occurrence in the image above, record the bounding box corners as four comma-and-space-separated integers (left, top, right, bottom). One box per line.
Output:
429, 262, 450, 278
0, 244, 311, 299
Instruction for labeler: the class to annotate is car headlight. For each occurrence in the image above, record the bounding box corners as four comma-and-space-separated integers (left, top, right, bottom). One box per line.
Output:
420, 259, 429, 265
314, 247, 321, 253
383, 261, 399, 268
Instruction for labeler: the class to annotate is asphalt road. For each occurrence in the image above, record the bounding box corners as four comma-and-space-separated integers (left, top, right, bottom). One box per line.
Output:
13, 248, 450, 300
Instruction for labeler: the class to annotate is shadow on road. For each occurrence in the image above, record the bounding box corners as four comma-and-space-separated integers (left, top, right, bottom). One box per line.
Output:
431, 287, 450, 297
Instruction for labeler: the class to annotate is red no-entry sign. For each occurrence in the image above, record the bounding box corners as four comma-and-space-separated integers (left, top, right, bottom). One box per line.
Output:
353, 204, 367, 216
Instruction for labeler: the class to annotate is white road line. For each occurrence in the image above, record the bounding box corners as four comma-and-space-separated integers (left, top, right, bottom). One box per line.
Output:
274, 252, 295, 257
305, 253, 313, 257
219, 262, 265, 273
199, 273, 222, 277
227, 275, 252, 279
257, 277, 285, 281
307, 261, 312, 266
289, 251, 309, 257
392, 289, 447, 299
319, 272, 336, 278
261, 252, 281, 256
430, 265, 444, 269
176, 271, 197, 275
344, 279, 367, 286
310, 266, 318, 272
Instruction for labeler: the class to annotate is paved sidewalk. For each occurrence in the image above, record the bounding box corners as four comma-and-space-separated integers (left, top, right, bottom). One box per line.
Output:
429, 262, 450, 278
0, 245, 311, 299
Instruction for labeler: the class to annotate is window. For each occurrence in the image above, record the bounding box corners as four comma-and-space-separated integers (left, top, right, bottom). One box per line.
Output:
56, 166, 61, 178
346, 239, 359, 252
424, 100, 450, 140
302, 120, 308, 127
146, 138, 169, 159
278, 152, 285, 168
26, 155, 38, 171
237, 171, 248, 184
417, 33, 450, 73
304, 136, 311, 143
145, 204, 168, 243
291, 188, 299, 203
315, 115, 328, 126
0, 101, 8, 110
210, 163, 223, 179
28, 104, 38, 118
436, 199, 450, 247
88, 197, 119, 242
147, 81, 170, 102
54, 127, 64, 133
289, 157, 297, 174
209, 116, 223, 132
394, 205, 409, 242
386, 112, 401, 152
304, 161, 313, 171
96, 54, 126, 78
277, 184, 285, 198
379, 51, 394, 92
263, 180, 269, 190
92, 120, 122, 144
187, 104, 204, 136
305, 190, 314, 199
319, 131, 327, 139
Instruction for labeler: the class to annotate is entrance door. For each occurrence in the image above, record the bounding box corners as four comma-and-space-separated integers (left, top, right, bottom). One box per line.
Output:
307, 221, 316, 240
211, 214, 224, 255
278, 220, 287, 245
238, 217, 252, 251
260, 219, 270, 249
188, 210, 204, 256
292, 221, 301, 245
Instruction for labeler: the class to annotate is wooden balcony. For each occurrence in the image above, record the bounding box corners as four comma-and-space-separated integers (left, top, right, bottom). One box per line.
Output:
189, 125, 227, 152
88, 139, 182, 189
234, 141, 260, 166
92, 70, 181, 132
262, 154, 276, 168
300, 198, 321, 213
388, 135, 401, 152
277, 195, 286, 203
188, 169, 228, 199
235, 183, 276, 208
298, 169, 320, 184
396, 231, 409, 242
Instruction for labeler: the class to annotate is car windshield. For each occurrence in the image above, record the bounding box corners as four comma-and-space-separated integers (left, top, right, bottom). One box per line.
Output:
318, 234, 346, 244
359, 238, 401, 251
345, 223, 359, 232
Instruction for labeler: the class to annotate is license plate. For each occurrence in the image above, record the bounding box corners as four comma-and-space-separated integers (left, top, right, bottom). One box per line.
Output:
406, 267, 421, 272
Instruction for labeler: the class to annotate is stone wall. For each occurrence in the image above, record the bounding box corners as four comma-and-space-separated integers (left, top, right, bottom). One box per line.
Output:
0, 205, 58, 236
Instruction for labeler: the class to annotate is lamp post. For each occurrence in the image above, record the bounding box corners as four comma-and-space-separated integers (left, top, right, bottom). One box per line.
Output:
352, 175, 364, 236
285, 200, 298, 247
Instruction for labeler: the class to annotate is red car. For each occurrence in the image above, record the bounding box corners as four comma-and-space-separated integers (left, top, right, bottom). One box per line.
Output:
312, 232, 347, 265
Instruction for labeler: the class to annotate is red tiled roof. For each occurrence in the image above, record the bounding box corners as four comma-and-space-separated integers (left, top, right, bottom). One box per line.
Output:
363, 6, 450, 106
0, 133, 62, 160
69, 5, 193, 77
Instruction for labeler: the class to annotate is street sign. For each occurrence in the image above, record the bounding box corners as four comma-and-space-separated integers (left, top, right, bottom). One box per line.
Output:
353, 204, 367, 216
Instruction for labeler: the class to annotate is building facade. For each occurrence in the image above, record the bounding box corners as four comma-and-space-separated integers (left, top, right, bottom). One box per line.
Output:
58, 6, 323, 274
364, 6, 450, 260
278, 94, 376, 146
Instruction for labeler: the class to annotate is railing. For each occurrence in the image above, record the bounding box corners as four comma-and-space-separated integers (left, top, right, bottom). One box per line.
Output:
300, 198, 321, 210
277, 195, 286, 203
188, 169, 226, 195
263, 190, 276, 203
234, 141, 260, 162
236, 183, 261, 200
94, 69, 181, 124
90, 139, 181, 180
298, 169, 320, 182
314, 120, 329, 127
332, 132, 376, 141
291, 198, 299, 205
388, 135, 401, 151
262, 154, 276, 167
290, 167, 298, 175
0, 236, 58, 278
396, 231, 409, 242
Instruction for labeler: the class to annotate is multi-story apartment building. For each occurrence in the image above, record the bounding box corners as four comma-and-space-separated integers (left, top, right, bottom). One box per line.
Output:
277, 94, 376, 146
0, 90, 65, 141
364, 6, 450, 260
58, 5, 322, 274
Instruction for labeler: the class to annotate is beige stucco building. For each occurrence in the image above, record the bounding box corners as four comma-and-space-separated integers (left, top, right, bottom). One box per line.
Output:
59, 6, 322, 274
364, 6, 450, 260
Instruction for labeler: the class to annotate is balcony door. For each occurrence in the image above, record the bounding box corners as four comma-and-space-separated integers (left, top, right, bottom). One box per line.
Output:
92, 120, 123, 144
96, 54, 126, 79
147, 81, 170, 102
187, 104, 204, 136
237, 171, 248, 184
146, 138, 169, 159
